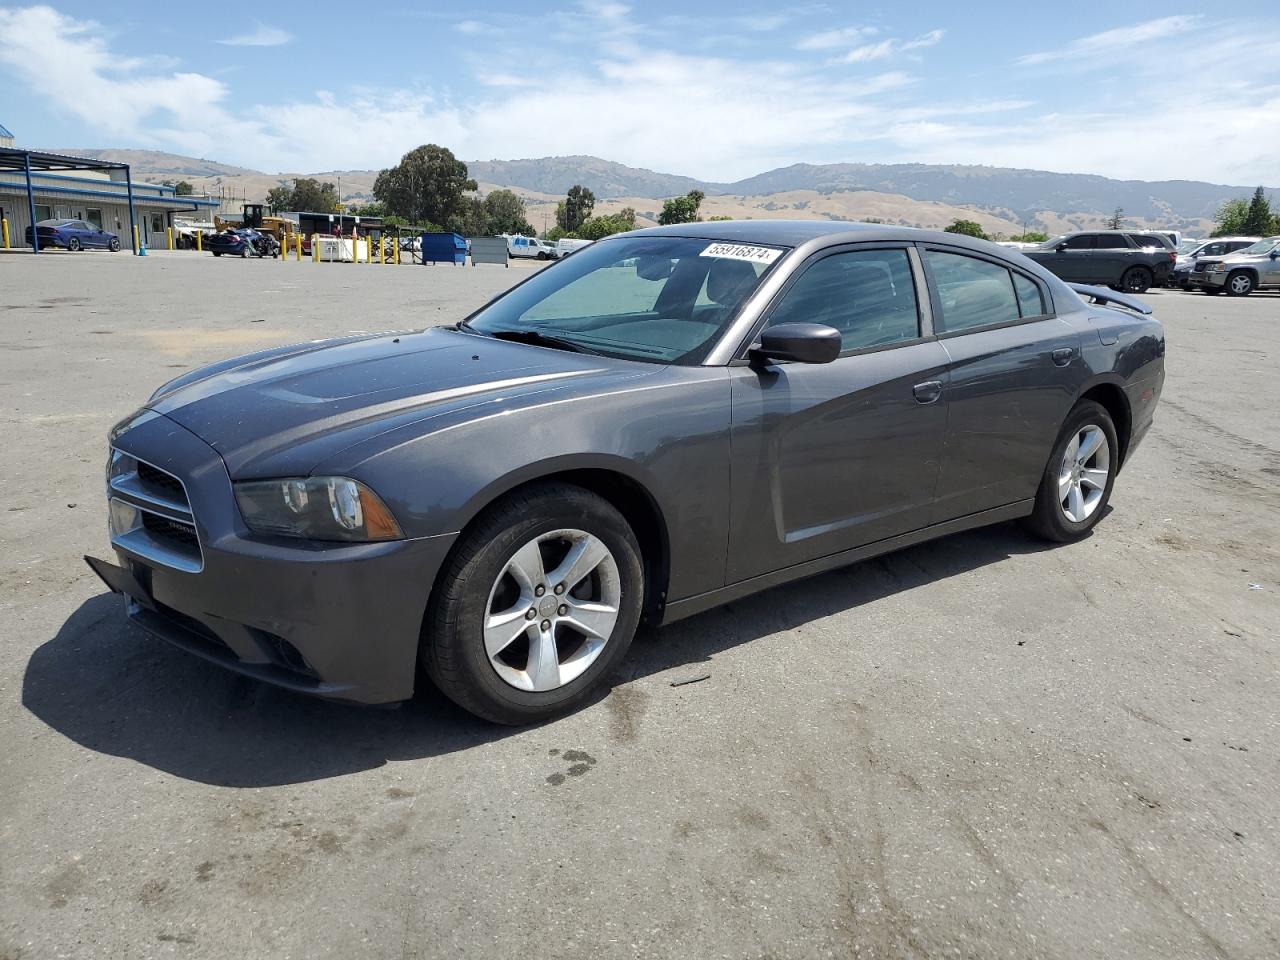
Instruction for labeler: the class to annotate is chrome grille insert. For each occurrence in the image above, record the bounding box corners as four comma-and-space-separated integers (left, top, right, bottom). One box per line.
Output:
107, 450, 203, 572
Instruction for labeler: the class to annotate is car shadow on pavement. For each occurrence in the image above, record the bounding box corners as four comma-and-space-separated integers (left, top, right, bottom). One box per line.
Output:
24, 520, 1061, 788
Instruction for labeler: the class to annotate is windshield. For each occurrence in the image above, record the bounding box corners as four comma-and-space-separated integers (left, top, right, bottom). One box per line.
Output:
1177, 239, 1201, 254
1237, 237, 1280, 256
465, 236, 784, 364
1040, 236, 1067, 249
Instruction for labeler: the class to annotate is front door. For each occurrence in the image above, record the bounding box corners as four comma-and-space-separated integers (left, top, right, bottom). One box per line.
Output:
921, 245, 1086, 522
727, 245, 950, 582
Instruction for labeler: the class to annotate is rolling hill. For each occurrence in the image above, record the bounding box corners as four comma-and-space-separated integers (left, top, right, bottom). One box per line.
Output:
48, 148, 1267, 235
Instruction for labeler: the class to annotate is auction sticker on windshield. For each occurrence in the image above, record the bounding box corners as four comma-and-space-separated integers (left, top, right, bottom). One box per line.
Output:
700, 242, 783, 265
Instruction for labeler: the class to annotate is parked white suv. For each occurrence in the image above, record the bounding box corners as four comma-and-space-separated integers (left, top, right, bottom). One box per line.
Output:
1192, 236, 1280, 296
553, 238, 594, 259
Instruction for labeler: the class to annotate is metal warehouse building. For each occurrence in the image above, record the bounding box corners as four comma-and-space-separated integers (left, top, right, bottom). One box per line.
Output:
1, 135, 220, 252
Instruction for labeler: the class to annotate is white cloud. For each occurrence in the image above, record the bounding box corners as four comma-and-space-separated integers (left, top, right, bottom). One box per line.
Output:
795, 26, 876, 51
839, 29, 943, 63
218, 21, 292, 47
1, 4, 1276, 186
1017, 15, 1197, 65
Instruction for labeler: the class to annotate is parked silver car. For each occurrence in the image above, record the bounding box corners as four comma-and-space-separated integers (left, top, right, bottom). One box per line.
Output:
1192, 236, 1280, 296
1175, 236, 1259, 289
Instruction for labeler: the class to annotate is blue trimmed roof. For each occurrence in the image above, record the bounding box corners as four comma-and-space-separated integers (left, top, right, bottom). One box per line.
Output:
0, 123, 14, 139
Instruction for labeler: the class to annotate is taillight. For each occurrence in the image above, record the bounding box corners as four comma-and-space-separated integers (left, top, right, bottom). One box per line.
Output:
1169, 252, 1176, 261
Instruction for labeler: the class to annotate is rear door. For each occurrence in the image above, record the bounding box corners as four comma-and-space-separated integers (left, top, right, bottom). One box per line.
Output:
922, 245, 1086, 523
726, 244, 950, 581
1092, 233, 1135, 284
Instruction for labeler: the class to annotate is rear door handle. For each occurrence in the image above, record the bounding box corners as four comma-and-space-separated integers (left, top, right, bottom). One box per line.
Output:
912, 380, 943, 404
1051, 347, 1076, 366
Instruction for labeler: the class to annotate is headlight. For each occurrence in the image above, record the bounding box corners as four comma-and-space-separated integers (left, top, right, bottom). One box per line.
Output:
234, 477, 404, 542
1210, 263, 1227, 273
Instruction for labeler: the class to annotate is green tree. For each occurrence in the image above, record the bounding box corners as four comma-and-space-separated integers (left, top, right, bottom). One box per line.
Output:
943, 218, 987, 239
1241, 187, 1273, 236
707, 215, 734, 221
373, 144, 477, 227
576, 207, 637, 241
1009, 231, 1049, 243
484, 189, 534, 236
448, 196, 489, 237
658, 190, 705, 225
1212, 198, 1249, 236
265, 185, 293, 212
173, 180, 193, 196
1105, 208, 1124, 230
555, 185, 595, 233
349, 201, 386, 218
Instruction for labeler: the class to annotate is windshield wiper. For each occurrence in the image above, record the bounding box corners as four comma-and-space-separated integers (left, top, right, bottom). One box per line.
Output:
483, 328, 601, 355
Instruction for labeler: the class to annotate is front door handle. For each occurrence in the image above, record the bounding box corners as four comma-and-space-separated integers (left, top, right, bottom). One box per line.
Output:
1051, 347, 1076, 366
913, 380, 943, 404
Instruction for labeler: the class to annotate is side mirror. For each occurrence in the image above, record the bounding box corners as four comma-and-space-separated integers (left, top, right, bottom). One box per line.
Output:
1270, 250, 1279, 259
752, 323, 841, 365
1056, 243, 1068, 253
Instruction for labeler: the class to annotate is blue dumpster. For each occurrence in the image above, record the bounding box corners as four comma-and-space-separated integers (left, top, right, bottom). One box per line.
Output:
419, 232, 466, 265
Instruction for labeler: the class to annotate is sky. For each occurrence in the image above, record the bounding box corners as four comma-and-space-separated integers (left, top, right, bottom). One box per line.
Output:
0, 1, 1276, 186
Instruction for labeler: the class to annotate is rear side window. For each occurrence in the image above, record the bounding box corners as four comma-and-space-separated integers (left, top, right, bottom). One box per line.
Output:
1093, 234, 1130, 249
1013, 273, 1045, 317
926, 250, 1020, 332
1131, 234, 1169, 249
764, 249, 920, 352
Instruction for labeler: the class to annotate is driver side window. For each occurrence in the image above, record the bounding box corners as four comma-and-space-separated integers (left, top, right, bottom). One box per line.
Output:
764, 249, 920, 353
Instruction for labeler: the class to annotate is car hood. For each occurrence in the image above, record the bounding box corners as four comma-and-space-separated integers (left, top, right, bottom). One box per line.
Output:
147, 327, 651, 477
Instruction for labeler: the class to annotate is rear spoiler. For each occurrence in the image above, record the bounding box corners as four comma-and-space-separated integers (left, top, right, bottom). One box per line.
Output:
1069, 283, 1153, 315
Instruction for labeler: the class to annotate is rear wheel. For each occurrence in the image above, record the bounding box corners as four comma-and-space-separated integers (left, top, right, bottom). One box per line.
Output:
67, 237, 81, 252
1024, 400, 1118, 543
212, 251, 222, 257
240, 246, 249, 259
1225, 271, 1254, 297
423, 482, 644, 725
108, 238, 120, 252
1120, 266, 1152, 294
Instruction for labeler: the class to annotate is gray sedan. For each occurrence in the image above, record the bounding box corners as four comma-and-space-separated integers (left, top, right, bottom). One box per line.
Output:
88, 222, 1165, 724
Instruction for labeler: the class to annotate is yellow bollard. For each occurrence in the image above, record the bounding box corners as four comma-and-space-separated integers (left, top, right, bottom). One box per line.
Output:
394, 239, 400, 265
132, 224, 140, 254
312, 234, 319, 263
196, 230, 202, 252
379, 236, 385, 265
294, 233, 301, 261
166, 227, 173, 251
2, 218, 9, 249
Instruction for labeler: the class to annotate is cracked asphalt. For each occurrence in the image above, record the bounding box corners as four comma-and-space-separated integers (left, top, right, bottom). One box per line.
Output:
1, 251, 1277, 959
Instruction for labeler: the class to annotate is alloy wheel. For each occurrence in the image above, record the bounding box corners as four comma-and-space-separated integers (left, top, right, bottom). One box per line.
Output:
1059, 424, 1110, 523
1228, 273, 1253, 295
484, 529, 621, 692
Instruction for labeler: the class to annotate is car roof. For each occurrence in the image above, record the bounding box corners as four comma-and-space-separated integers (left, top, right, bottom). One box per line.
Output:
625, 219, 1002, 252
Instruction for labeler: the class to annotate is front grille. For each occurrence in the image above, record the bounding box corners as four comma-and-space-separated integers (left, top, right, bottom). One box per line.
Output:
141, 511, 200, 548
136, 461, 188, 505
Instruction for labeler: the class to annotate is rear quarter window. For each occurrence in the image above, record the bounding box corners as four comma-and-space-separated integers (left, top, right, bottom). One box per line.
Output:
926, 250, 1021, 332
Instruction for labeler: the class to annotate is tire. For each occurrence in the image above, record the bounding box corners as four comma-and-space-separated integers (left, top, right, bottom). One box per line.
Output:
423, 482, 645, 725
212, 251, 222, 257
67, 237, 81, 252
1119, 266, 1152, 294
108, 238, 120, 252
1202, 285, 1220, 295
1023, 400, 1119, 544
240, 247, 249, 259
1225, 271, 1254, 297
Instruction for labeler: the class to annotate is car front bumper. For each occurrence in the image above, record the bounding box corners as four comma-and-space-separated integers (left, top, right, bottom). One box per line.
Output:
86, 411, 457, 704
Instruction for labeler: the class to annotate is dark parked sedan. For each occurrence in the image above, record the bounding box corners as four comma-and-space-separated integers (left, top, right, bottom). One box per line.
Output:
1023, 230, 1176, 293
88, 222, 1164, 724
25, 218, 120, 252
206, 228, 278, 258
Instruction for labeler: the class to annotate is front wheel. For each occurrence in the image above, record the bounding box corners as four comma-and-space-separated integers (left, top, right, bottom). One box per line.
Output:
67, 237, 81, 252
423, 483, 644, 724
108, 238, 120, 252
1024, 400, 1118, 543
1225, 271, 1254, 297
1120, 266, 1152, 294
